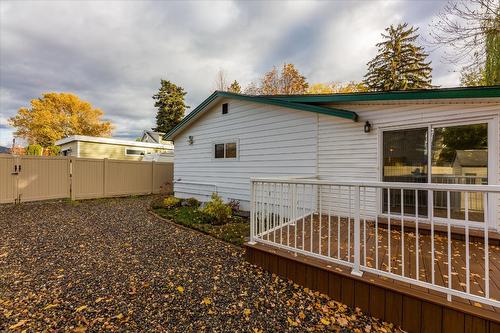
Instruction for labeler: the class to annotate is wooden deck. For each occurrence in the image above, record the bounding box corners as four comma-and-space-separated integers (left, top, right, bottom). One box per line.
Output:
248, 213, 500, 331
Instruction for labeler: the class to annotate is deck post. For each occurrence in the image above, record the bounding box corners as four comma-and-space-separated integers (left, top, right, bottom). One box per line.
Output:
351, 185, 363, 277
248, 180, 256, 245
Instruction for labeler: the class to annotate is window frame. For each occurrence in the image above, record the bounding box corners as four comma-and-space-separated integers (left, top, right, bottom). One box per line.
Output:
222, 103, 229, 115
125, 147, 147, 156
377, 116, 498, 229
212, 139, 239, 160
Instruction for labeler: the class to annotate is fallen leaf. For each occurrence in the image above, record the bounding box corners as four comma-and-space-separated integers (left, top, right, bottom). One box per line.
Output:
337, 317, 349, 326
320, 317, 331, 325
176, 286, 184, 293
75, 305, 88, 312
44, 303, 59, 310
9, 320, 28, 329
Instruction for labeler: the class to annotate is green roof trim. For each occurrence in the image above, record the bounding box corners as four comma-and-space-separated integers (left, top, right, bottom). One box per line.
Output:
265, 86, 500, 103
164, 91, 358, 140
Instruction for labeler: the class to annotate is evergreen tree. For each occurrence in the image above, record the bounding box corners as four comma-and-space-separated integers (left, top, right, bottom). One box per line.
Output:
364, 23, 433, 91
153, 80, 189, 134
228, 80, 241, 93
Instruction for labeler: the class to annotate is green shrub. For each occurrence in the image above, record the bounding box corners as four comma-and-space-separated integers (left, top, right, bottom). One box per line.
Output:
26, 144, 43, 156
163, 196, 181, 208
185, 197, 201, 208
45, 145, 61, 156
201, 193, 232, 225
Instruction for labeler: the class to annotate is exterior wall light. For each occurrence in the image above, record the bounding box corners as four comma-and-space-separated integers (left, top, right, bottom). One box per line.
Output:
364, 121, 372, 133
188, 136, 194, 145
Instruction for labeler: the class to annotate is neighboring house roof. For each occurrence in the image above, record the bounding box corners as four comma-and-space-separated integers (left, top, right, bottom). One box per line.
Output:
0, 146, 10, 153
141, 130, 165, 144
55, 135, 173, 149
265, 86, 500, 103
165, 91, 359, 140
453, 150, 488, 167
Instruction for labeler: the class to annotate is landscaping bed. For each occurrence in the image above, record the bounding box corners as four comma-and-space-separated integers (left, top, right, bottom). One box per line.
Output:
151, 194, 250, 246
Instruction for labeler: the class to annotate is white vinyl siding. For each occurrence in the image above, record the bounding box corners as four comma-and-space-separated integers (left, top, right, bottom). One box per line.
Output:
317, 101, 500, 228
173, 100, 318, 210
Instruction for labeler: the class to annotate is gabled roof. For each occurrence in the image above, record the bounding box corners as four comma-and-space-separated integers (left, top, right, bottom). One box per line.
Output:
265, 86, 500, 103
164, 91, 358, 140
142, 130, 165, 144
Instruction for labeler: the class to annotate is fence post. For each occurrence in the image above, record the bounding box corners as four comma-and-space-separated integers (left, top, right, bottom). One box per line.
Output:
70, 157, 75, 200
151, 161, 155, 194
103, 158, 108, 197
351, 185, 363, 277
248, 180, 256, 245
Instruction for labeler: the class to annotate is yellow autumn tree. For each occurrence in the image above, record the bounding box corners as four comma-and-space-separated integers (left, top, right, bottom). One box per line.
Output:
9, 92, 113, 147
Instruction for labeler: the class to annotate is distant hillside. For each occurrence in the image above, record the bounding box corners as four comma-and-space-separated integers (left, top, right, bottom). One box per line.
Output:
0, 146, 10, 153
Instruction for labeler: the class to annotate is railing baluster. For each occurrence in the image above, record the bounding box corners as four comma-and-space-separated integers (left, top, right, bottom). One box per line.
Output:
310, 184, 314, 253
319, 185, 322, 255
484, 192, 489, 299
328, 185, 332, 258
302, 184, 305, 250
430, 189, 435, 286
415, 189, 419, 281
352, 185, 362, 276
348, 186, 351, 262
287, 184, 290, 247
447, 190, 452, 302
465, 192, 470, 294
293, 184, 299, 250
375, 210, 379, 271
337, 186, 341, 260
363, 187, 367, 267
273, 183, 277, 237
387, 188, 391, 273
401, 188, 404, 277
279, 183, 283, 245
249, 181, 255, 244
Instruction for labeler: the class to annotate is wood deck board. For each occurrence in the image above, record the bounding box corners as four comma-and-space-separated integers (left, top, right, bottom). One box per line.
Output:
259, 213, 500, 309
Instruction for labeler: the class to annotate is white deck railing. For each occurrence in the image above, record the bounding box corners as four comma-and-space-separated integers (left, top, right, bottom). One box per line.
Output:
249, 177, 500, 308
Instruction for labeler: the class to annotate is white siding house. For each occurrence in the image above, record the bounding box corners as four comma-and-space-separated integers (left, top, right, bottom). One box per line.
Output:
172, 99, 319, 209
166, 88, 500, 228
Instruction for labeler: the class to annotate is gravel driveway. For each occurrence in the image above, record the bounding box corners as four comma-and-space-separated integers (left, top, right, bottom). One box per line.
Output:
0, 196, 402, 332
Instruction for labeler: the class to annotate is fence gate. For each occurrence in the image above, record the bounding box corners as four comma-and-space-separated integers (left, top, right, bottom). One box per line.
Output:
17, 156, 71, 202
0, 155, 18, 203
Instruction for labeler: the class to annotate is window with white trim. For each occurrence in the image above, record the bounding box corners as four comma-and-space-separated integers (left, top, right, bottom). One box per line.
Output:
214, 142, 237, 159
125, 148, 146, 156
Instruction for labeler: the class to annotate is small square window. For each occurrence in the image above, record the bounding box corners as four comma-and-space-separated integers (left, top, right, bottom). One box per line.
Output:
214, 144, 225, 158
126, 148, 145, 156
225, 143, 237, 158
222, 103, 228, 114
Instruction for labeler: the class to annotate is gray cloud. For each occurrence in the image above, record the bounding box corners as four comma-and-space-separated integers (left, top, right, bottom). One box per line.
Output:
0, 0, 453, 146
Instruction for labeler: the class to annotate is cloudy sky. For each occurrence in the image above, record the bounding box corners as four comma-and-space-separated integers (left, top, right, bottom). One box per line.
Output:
0, 0, 458, 147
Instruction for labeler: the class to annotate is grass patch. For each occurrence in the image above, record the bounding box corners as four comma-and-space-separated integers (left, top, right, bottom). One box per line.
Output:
153, 206, 249, 246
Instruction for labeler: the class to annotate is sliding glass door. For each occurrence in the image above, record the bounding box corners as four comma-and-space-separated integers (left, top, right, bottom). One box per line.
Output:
382, 122, 489, 223
382, 128, 428, 217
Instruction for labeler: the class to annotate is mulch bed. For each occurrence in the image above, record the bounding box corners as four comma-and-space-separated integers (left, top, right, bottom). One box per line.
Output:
0, 196, 404, 332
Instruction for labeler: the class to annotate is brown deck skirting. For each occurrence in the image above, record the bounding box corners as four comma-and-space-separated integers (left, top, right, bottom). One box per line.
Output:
244, 242, 500, 333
